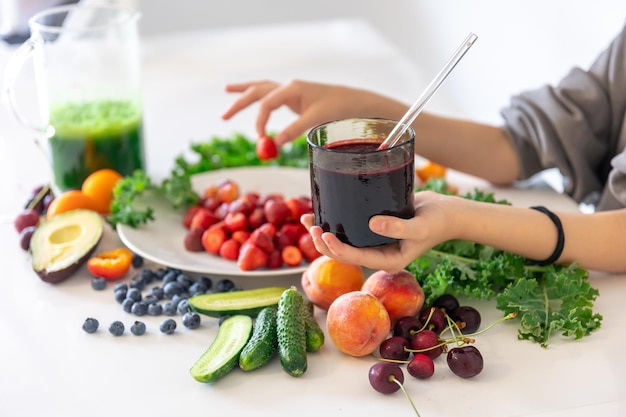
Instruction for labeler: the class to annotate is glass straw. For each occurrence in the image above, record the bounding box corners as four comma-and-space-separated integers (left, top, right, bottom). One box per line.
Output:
378, 32, 478, 150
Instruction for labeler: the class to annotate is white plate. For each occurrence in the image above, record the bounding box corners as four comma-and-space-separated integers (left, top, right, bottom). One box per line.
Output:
117, 166, 312, 277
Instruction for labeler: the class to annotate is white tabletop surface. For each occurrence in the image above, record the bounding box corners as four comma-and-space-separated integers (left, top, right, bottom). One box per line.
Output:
1, 18, 625, 417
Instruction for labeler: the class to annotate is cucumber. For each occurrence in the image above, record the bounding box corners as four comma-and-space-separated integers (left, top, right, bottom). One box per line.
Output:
189, 286, 288, 318
303, 300, 325, 352
239, 306, 278, 371
277, 287, 307, 377
189, 315, 253, 383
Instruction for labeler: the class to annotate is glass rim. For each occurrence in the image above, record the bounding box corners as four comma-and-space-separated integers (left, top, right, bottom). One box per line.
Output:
29, 4, 141, 35
306, 117, 415, 152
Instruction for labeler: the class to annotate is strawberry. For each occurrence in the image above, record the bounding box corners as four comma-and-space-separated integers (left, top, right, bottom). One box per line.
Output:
248, 207, 266, 230
228, 197, 254, 216
183, 227, 205, 252
237, 242, 268, 271
248, 228, 275, 254
298, 232, 321, 262
264, 199, 291, 226
219, 239, 241, 261
256, 135, 279, 161
217, 179, 240, 203
279, 222, 306, 244
257, 222, 277, 238
285, 197, 312, 221
224, 212, 248, 233
231, 230, 251, 245
182, 206, 201, 229
266, 249, 283, 269
201, 227, 227, 255
281, 245, 303, 266
273, 231, 292, 250
190, 208, 220, 230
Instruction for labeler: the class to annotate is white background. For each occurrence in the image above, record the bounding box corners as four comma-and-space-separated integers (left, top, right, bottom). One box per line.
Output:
133, 0, 626, 124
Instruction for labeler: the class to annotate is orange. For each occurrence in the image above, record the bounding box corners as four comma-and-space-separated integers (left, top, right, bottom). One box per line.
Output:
81, 168, 123, 214
415, 160, 447, 183
300, 255, 365, 311
46, 190, 98, 220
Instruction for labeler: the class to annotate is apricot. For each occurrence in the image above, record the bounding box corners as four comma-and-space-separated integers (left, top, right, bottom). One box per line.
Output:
326, 291, 391, 357
301, 255, 365, 311
361, 270, 425, 324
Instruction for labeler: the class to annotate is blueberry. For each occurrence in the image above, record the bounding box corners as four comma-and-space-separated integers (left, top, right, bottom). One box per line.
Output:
149, 286, 164, 300
147, 303, 163, 316
113, 282, 129, 292
154, 267, 168, 280
161, 271, 177, 285
176, 273, 194, 289
171, 294, 187, 306
163, 281, 185, 298
82, 317, 99, 333
159, 319, 177, 334
126, 287, 142, 302
114, 288, 128, 303
131, 301, 148, 316
140, 268, 156, 285
91, 277, 106, 290
131, 254, 144, 269
122, 298, 135, 313
142, 294, 158, 305
216, 279, 235, 292
130, 321, 146, 336
177, 299, 190, 315
108, 321, 125, 336
129, 278, 145, 291
162, 301, 177, 316
188, 282, 207, 294
197, 276, 213, 290
182, 312, 201, 329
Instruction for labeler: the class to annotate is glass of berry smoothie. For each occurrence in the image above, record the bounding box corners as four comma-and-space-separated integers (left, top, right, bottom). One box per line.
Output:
3, 4, 145, 193
307, 118, 415, 248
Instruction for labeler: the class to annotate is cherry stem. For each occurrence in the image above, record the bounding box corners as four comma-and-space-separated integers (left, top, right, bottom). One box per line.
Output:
26, 184, 50, 211
390, 376, 421, 417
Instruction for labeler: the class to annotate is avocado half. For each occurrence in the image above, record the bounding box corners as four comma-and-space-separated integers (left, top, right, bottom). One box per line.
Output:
30, 209, 104, 284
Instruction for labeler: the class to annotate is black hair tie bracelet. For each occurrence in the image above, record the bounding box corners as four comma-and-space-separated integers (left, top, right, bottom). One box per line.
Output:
529, 206, 565, 266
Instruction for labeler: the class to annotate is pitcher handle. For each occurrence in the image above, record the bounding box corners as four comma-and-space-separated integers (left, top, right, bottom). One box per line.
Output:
2, 38, 49, 134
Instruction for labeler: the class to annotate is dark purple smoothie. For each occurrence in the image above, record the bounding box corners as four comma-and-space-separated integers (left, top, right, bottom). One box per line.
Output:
309, 139, 415, 247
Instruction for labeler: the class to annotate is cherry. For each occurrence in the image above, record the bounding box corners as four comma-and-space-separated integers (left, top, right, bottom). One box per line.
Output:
379, 336, 410, 361
409, 329, 443, 359
450, 306, 481, 334
431, 294, 460, 313
393, 316, 423, 340
368, 362, 422, 417
418, 307, 447, 334
19, 226, 36, 251
14, 209, 40, 233
447, 345, 483, 378
407, 353, 435, 379
369, 362, 404, 394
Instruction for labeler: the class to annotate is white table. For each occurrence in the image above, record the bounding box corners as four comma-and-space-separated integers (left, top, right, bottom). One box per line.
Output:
1, 18, 625, 417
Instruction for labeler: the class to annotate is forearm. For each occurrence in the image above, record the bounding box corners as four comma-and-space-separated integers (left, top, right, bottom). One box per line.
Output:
454, 198, 626, 273
412, 113, 520, 185
356, 91, 522, 184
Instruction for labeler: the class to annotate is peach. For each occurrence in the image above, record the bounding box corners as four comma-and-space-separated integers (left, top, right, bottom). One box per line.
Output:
301, 255, 365, 311
361, 269, 425, 324
326, 291, 391, 357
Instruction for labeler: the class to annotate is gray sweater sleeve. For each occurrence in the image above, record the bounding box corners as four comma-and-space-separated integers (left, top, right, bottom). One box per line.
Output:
500, 21, 626, 209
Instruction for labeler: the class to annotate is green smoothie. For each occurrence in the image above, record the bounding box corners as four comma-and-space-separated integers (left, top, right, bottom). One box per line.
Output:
48, 99, 145, 191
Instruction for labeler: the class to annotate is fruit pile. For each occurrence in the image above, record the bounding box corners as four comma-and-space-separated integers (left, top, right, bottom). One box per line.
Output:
13, 169, 122, 247
182, 178, 321, 270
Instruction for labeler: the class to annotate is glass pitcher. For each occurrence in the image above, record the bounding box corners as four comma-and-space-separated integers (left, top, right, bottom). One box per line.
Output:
3, 3, 145, 192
